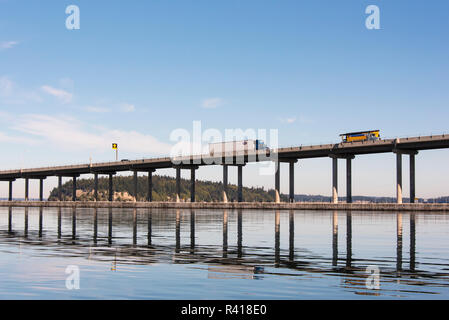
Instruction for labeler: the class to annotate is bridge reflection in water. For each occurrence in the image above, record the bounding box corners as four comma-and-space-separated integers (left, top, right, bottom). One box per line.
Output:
0, 207, 440, 291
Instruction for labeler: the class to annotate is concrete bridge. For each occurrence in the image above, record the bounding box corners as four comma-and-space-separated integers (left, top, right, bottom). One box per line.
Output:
1, 134, 448, 205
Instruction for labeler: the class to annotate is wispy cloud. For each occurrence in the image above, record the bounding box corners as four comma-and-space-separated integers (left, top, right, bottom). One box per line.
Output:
282, 117, 297, 124
0, 76, 42, 104
202, 98, 224, 109
84, 106, 111, 113
0, 76, 13, 96
121, 103, 135, 112
280, 115, 313, 124
12, 114, 172, 155
41, 85, 73, 103
0, 131, 39, 145
0, 41, 19, 50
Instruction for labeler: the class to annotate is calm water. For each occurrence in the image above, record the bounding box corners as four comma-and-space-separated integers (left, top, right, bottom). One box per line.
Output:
0, 207, 448, 299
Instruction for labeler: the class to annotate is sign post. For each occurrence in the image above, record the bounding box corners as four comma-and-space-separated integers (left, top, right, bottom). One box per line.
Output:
112, 143, 118, 161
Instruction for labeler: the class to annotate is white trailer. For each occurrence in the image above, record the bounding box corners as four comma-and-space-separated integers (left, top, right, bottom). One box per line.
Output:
208, 140, 268, 155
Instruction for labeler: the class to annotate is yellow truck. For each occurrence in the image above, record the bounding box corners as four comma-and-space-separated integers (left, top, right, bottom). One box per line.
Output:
340, 130, 380, 142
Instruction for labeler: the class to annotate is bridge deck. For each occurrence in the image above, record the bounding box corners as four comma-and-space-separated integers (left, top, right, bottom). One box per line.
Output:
0, 134, 448, 179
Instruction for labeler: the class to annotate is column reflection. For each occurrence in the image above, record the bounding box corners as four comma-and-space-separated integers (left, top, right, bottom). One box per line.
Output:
410, 213, 416, 271
190, 210, 195, 254
332, 211, 338, 267
346, 212, 352, 268
237, 210, 243, 258
275, 210, 280, 267
223, 210, 228, 258
289, 210, 294, 262
397, 213, 403, 273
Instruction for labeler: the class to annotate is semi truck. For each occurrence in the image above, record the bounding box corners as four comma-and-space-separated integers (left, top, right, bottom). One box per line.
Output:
208, 139, 269, 155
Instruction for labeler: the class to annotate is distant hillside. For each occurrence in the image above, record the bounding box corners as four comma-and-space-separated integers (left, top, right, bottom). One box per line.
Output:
48, 175, 288, 202
45, 175, 449, 203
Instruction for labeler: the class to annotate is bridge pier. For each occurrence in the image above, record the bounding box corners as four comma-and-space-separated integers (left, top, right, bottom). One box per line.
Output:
175, 167, 181, 202
346, 157, 355, 203
396, 153, 402, 204
8, 180, 14, 201
332, 157, 338, 204
108, 173, 114, 201
58, 176, 63, 201
25, 178, 29, 201
94, 173, 98, 201
394, 149, 418, 204
222, 165, 228, 203
275, 161, 280, 203
410, 154, 416, 203
330, 155, 354, 204
72, 176, 77, 201
238, 165, 244, 202
133, 171, 138, 202
289, 161, 295, 203
39, 178, 44, 201
147, 170, 155, 202
190, 167, 196, 203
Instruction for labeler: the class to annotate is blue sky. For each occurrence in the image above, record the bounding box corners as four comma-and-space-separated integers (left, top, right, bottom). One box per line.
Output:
1, 0, 449, 199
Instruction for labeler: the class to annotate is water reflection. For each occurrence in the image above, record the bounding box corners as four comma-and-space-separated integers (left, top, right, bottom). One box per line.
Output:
8, 207, 12, 233
39, 207, 43, 238
332, 211, 338, 267
57, 208, 62, 239
237, 210, 242, 258
397, 213, 403, 273
72, 207, 76, 241
346, 211, 352, 269
275, 210, 280, 267
289, 210, 294, 262
24, 207, 28, 237
223, 210, 228, 258
175, 209, 180, 253
93, 208, 97, 244
410, 213, 416, 271
108, 208, 112, 245
190, 210, 195, 254
147, 210, 152, 246
133, 208, 137, 246
0, 206, 448, 298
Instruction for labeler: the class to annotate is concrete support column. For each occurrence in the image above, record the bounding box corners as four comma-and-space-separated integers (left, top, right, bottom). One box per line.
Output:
410, 154, 415, 203
175, 167, 181, 202
72, 176, 77, 201
396, 153, 402, 204
39, 178, 44, 201
190, 168, 196, 203
133, 171, 138, 202
58, 176, 62, 201
8, 180, 13, 201
108, 174, 113, 202
25, 178, 29, 201
346, 157, 352, 204
94, 173, 98, 201
147, 170, 153, 202
275, 161, 280, 203
222, 165, 228, 203
289, 161, 295, 203
237, 165, 243, 203
332, 157, 338, 204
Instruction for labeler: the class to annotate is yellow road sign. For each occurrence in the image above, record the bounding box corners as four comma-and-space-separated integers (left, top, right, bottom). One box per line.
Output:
112, 143, 118, 150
